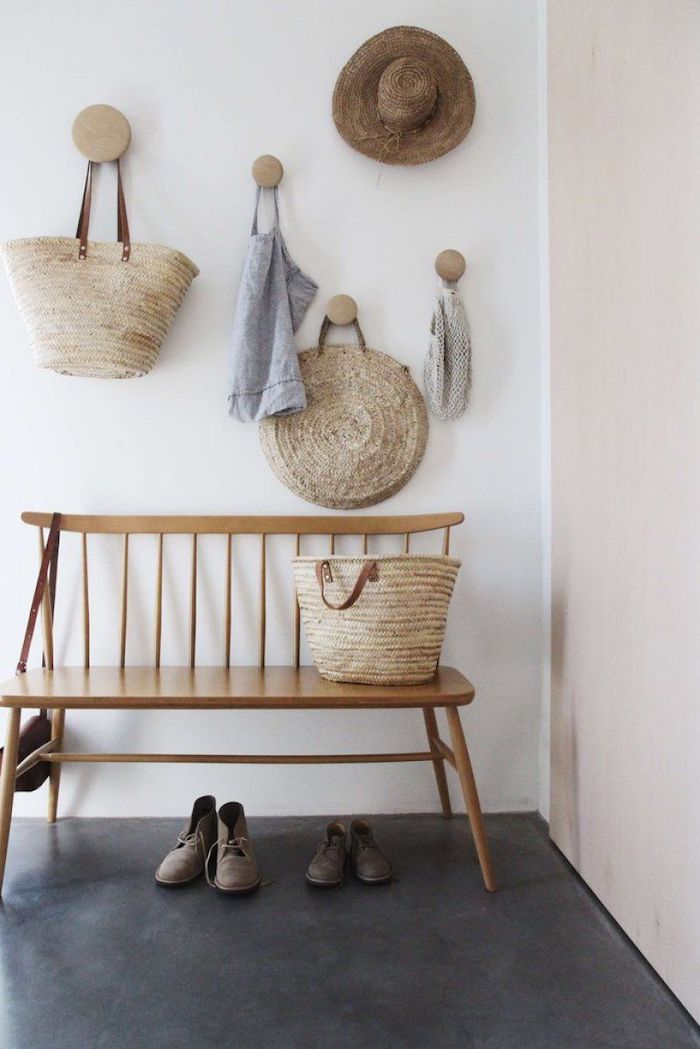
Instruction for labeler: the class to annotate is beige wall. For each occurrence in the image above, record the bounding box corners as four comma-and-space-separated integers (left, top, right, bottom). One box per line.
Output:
549, 0, 700, 1020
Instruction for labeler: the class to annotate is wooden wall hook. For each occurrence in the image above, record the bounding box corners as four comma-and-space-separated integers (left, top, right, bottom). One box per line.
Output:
252, 155, 284, 188
435, 249, 467, 282
72, 105, 131, 163
326, 295, 358, 326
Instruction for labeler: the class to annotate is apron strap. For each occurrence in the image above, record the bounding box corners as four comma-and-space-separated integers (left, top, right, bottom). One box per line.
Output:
251, 186, 280, 235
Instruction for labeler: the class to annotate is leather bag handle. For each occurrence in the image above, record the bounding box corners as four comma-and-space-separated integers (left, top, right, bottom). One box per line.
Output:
315, 559, 378, 611
76, 159, 131, 261
318, 315, 366, 351
17, 514, 62, 687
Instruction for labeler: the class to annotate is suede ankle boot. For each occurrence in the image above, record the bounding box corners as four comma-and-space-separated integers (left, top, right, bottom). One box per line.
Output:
207, 802, 261, 894
155, 795, 217, 887
305, 821, 347, 888
350, 818, 393, 884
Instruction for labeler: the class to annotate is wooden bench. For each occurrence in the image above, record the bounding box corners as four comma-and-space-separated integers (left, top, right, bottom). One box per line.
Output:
0, 512, 495, 894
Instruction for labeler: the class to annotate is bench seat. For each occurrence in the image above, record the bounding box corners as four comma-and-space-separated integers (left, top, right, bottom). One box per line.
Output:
0, 665, 474, 710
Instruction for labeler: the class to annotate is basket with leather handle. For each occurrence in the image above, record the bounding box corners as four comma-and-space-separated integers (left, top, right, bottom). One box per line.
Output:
293, 553, 460, 685
1, 160, 198, 378
0, 512, 61, 791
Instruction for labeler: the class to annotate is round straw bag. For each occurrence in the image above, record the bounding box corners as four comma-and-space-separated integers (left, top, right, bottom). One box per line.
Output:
259, 314, 428, 508
293, 554, 460, 685
1, 160, 198, 378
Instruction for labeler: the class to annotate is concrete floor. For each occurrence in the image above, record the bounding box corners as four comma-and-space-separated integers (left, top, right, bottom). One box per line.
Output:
0, 813, 697, 1049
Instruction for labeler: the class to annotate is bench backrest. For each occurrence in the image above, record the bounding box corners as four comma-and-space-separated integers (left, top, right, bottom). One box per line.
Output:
22, 512, 464, 670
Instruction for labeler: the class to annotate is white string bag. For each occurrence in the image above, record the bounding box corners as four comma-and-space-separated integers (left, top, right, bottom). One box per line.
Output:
424, 285, 472, 420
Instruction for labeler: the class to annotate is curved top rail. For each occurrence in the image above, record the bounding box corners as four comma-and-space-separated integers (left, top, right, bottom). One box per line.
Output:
21, 512, 465, 536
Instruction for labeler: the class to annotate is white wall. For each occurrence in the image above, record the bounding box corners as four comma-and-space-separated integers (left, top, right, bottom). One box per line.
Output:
0, 0, 543, 818
548, 0, 700, 1021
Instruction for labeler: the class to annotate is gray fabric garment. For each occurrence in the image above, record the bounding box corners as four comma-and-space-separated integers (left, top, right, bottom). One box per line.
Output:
228, 187, 318, 422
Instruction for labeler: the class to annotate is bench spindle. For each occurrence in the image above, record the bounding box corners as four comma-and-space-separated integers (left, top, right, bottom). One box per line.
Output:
154, 534, 163, 669
40, 527, 61, 823
38, 527, 55, 670
259, 533, 266, 668
224, 535, 232, 669
82, 533, 90, 668
189, 534, 197, 669
293, 534, 301, 668
120, 534, 129, 668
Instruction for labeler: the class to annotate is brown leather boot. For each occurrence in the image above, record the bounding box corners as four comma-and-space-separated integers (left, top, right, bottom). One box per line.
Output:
207, 802, 261, 894
155, 795, 217, 887
305, 821, 347, 887
350, 818, 393, 884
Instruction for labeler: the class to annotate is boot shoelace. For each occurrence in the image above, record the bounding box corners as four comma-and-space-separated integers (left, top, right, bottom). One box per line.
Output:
320, 835, 345, 855
171, 830, 201, 853
204, 836, 252, 887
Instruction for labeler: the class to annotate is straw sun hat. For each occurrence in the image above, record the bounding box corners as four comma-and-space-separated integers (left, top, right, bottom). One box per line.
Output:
332, 25, 476, 166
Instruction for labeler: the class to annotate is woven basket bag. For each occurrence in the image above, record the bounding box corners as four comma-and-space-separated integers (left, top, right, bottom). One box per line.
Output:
293, 554, 460, 685
1, 160, 198, 379
260, 313, 428, 509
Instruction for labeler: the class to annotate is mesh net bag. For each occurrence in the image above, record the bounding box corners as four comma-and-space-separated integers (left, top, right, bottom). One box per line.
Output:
424, 287, 471, 420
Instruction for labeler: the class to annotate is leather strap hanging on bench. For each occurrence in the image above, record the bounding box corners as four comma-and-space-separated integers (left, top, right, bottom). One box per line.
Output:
17, 512, 62, 676
0, 512, 62, 792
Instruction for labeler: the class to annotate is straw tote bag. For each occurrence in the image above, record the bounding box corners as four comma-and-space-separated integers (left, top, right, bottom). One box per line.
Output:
293, 554, 461, 685
1, 161, 198, 378
259, 313, 428, 508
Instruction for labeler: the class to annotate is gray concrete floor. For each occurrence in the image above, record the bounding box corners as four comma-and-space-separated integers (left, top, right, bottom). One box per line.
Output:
0, 813, 697, 1049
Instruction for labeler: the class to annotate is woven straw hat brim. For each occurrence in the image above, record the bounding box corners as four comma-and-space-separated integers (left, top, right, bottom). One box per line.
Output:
259, 343, 428, 509
332, 25, 475, 166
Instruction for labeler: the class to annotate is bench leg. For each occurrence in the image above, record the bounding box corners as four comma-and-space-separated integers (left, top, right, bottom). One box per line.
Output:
0, 708, 21, 897
47, 709, 65, 823
422, 707, 452, 817
446, 707, 497, 892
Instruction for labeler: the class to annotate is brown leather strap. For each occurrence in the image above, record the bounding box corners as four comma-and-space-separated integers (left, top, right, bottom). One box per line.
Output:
318, 316, 366, 351
116, 160, 131, 260
76, 161, 93, 258
315, 559, 378, 611
76, 159, 130, 261
17, 513, 62, 676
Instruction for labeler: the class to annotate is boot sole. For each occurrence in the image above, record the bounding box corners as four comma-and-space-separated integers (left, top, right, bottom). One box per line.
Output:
305, 874, 344, 889
154, 870, 204, 888
212, 876, 262, 895
352, 870, 393, 885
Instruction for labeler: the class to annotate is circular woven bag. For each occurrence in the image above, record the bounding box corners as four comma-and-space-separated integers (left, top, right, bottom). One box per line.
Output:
259, 315, 428, 508
293, 554, 461, 685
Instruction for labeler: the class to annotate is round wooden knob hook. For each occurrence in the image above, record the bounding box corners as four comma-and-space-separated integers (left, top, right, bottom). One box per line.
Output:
72, 105, 131, 162
326, 295, 358, 326
435, 249, 467, 282
252, 155, 284, 188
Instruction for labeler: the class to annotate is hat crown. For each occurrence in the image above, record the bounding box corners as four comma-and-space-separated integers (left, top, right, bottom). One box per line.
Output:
377, 57, 438, 134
